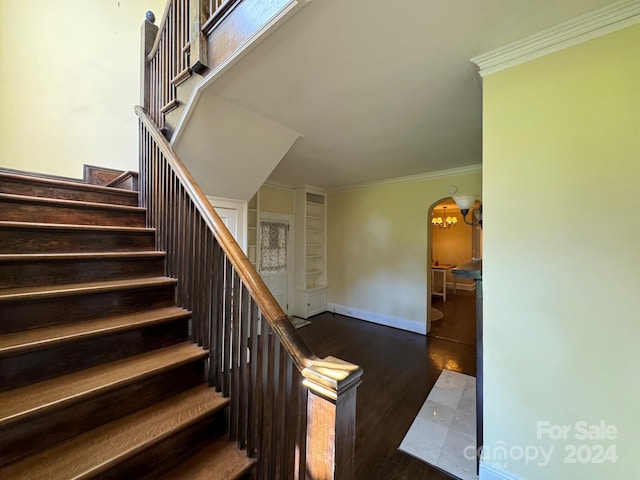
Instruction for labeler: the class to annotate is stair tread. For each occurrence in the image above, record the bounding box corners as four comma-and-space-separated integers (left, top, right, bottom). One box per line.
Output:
0, 384, 226, 480
0, 192, 144, 212
0, 276, 176, 301
0, 220, 153, 233
0, 306, 190, 356
158, 436, 256, 480
0, 342, 207, 428
0, 251, 165, 262
0, 171, 137, 196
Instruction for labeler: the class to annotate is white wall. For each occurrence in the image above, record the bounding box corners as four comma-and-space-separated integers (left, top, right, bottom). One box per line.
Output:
0, 0, 166, 178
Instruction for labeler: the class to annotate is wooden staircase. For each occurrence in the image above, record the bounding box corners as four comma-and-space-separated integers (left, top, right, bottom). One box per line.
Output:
0, 170, 255, 479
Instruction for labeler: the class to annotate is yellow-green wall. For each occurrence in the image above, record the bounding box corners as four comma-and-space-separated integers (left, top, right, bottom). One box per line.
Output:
0, 0, 166, 178
483, 24, 640, 479
259, 184, 294, 214
327, 170, 481, 332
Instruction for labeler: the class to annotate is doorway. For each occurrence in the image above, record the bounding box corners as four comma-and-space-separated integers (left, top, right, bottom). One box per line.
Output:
206, 196, 247, 251
258, 214, 295, 315
427, 197, 479, 338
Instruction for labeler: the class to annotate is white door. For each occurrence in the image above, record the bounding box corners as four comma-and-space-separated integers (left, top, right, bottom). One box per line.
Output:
259, 219, 292, 314
206, 196, 247, 251
214, 207, 237, 238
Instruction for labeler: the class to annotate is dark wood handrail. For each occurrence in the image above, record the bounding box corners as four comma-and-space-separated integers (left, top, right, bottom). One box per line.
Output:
146, 0, 173, 62
135, 105, 318, 373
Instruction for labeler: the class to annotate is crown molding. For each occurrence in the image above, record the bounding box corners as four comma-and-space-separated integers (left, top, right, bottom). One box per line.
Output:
330, 164, 482, 193
263, 179, 296, 190
471, 0, 640, 77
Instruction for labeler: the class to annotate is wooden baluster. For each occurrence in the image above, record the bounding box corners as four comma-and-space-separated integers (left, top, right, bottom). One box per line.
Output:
238, 284, 249, 449
179, 187, 188, 306
200, 222, 211, 349
257, 316, 270, 478
184, 201, 194, 308
151, 145, 158, 229
222, 258, 232, 397
183, 0, 189, 70
247, 298, 259, 456
192, 215, 202, 344
269, 336, 280, 479
294, 374, 307, 480
158, 160, 166, 249
277, 342, 288, 477
230, 269, 241, 440
283, 355, 294, 477
166, 171, 174, 278
209, 242, 221, 389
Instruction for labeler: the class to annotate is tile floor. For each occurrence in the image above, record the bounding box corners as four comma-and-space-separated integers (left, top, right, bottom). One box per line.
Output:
399, 369, 478, 480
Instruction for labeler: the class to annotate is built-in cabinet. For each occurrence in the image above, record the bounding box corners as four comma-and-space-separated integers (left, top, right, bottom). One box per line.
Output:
294, 188, 328, 318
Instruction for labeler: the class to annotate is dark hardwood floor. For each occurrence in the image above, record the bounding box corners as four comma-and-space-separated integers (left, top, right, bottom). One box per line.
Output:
430, 289, 476, 346
298, 291, 476, 480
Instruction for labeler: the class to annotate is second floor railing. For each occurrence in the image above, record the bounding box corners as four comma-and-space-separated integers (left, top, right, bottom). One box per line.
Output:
143, 0, 190, 127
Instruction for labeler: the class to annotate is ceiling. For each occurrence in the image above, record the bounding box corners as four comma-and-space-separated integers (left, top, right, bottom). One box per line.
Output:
208, 0, 615, 189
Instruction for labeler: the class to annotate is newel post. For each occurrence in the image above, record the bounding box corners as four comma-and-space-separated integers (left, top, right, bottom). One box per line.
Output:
140, 11, 158, 110
303, 357, 363, 479
189, 0, 208, 74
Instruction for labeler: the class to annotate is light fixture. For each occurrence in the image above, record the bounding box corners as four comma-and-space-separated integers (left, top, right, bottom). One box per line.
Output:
432, 206, 458, 229
452, 194, 482, 228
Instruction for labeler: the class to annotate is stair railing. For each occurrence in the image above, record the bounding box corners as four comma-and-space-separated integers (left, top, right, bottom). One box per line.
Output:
139, 6, 362, 477
135, 104, 362, 479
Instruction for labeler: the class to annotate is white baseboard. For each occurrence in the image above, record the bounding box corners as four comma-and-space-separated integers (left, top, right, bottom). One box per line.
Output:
480, 463, 523, 480
447, 281, 476, 292
327, 303, 427, 335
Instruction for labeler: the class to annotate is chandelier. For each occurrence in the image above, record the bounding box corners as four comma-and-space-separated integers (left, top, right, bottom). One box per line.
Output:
432, 206, 457, 229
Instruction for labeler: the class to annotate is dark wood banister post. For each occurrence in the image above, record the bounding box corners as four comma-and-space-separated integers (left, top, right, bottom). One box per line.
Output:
140, 11, 158, 111
303, 358, 363, 479
190, 0, 208, 74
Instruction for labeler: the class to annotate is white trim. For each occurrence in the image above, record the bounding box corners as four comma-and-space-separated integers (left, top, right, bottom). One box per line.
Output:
330, 164, 482, 193
171, 0, 308, 145
472, 0, 640, 77
263, 179, 296, 190
328, 303, 427, 335
479, 462, 524, 480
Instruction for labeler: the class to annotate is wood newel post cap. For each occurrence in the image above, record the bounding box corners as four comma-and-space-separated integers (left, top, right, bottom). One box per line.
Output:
145, 11, 156, 23
302, 356, 363, 401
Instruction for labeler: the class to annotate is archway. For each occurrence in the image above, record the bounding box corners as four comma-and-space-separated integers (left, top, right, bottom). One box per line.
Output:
426, 197, 481, 332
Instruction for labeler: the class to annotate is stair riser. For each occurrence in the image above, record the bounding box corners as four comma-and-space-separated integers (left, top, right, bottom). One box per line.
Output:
0, 227, 155, 253
0, 319, 190, 392
0, 257, 165, 289
0, 360, 207, 468
0, 201, 145, 227
0, 178, 138, 206
0, 285, 177, 334
97, 414, 225, 480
